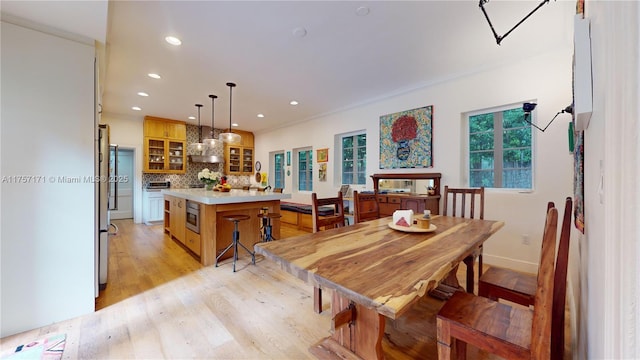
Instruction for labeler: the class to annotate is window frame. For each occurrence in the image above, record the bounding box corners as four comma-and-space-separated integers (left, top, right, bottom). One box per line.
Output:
270, 151, 285, 190
464, 103, 536, 191
336, 130, 367, 186
294, 147, 313, 192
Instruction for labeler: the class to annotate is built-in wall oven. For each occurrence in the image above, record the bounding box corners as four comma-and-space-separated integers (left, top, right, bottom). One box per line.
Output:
186, 200, 200, 234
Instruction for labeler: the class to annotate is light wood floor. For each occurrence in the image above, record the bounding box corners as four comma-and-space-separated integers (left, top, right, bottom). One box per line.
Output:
1, 220, 571, 359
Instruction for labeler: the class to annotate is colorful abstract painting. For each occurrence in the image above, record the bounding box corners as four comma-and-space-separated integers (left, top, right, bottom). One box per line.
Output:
379, 105, 433, 169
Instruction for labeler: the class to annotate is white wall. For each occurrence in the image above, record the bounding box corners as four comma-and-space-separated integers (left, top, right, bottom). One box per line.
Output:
101, 114, 144, 223
256, 49, 574, 275
582, 2, 640, 358
1, 21, 96, 336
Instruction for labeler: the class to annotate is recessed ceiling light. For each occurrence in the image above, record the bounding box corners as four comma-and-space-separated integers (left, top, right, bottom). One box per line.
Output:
290, 100, 299, 106
165, 36, 182, 46
188, 116, 195, 120
137, 92, 149, 97
356, 6, 370, 16
232, 123, 239, 127
148, 73, 161, 79
257, 114, 265, 118
132, 106, 142, 111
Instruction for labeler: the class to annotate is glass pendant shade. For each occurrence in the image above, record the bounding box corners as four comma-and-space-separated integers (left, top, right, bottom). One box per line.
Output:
189, 104, 206, 152
203, 94, 219, 148
220, 82, 241, 144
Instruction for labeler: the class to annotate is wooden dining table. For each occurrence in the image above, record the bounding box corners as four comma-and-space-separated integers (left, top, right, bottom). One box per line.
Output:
254, 215, 504, 360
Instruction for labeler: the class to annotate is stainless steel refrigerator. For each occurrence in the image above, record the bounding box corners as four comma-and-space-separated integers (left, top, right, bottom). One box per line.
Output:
98, 124, 118, 291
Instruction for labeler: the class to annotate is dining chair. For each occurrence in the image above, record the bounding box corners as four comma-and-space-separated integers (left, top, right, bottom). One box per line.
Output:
431, 186, 485, 298
310, 191, 346, 313
478, 201, 555, 307
436, 198, 571, 360
478, 197, 572, 359
352, 190, 380, 223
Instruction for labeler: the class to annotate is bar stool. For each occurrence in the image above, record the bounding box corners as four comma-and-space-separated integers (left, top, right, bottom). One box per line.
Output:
216, 214, 255, 272
257, 212, 282, 242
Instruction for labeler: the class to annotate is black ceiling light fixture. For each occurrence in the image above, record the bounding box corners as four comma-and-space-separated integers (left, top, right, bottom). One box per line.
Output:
219, 82, 241, 144
189, 103, 206, 152
203, 94, 219, 149
479, 0, 552, 45
522, 102, 573, 132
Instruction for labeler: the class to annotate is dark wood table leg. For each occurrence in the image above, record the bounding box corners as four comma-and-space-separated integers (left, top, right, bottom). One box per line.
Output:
310, 291, 385, 360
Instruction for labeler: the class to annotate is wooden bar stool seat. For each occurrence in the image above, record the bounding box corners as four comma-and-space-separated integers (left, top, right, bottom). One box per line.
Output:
216, 214, 255, 272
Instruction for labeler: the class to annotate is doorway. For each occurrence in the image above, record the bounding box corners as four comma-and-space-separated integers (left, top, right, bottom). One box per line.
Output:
110, 148, 134, 219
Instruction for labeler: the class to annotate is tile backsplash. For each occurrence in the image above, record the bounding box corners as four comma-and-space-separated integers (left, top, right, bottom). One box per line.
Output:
143, 124, 251, 188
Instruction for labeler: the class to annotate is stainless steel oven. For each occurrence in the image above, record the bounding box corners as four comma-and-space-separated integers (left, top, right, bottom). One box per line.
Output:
186, 200, 200, 234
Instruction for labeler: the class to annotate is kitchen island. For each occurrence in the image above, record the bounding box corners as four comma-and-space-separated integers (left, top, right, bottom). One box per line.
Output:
162, 188, 291, 266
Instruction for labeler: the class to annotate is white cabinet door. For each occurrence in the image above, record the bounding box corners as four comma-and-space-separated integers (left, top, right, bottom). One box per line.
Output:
148, 197, 164, 222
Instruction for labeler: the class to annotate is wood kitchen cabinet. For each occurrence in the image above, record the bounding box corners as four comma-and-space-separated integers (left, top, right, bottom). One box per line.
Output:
144, 138, 186, 173
185, 229, 201, 256
144, 116, 187, 140
143, 117, 187, 174
224, 130, 254, 175
165, 195, 186, 244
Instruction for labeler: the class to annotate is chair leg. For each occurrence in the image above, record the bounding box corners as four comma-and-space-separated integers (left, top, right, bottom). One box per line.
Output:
437, 317, 452, 359
313, 286, 322, 313
463, 255, 475, 294
232, 229, 239, 272
215, 242, 234, 267
455, 339, 467, 360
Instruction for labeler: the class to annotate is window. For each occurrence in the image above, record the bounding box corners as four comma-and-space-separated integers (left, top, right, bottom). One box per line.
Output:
296, 148, 313, 191
340, 132, 367, 185
271, 151, 285, 189
468, 105, 532, 189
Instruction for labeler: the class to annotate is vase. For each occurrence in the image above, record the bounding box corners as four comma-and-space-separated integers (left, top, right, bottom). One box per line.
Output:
205, 183, 214, 190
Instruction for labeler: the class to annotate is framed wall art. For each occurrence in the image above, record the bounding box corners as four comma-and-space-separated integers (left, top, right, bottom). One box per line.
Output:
317, 148, 328, 163
319, 163, 327, 182
379, 105, 433, 169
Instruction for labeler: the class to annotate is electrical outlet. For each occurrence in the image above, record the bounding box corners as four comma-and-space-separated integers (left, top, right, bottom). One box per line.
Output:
522, 234, 530, 245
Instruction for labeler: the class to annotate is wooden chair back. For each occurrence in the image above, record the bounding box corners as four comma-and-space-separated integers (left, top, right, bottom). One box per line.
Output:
436, 205, 559, 359
311, 192, 346, 233
476, 198, 571, 359
353, 190, 380, 223
529, 206, 559, 359
273, 187, 283, 193
310, 191, 346, 313
478, 201, 555, 307
551, 197, 572, 359
442, 186, 485, 219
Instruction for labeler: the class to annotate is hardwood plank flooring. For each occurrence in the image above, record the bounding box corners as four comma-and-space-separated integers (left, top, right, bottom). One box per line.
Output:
1, 220, 571, 359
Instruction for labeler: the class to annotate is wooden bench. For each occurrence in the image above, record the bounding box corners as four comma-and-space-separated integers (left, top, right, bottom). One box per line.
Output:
280, 202, 339, 231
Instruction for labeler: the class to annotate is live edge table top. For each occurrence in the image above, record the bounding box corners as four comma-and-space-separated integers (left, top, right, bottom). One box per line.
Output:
255, 215, 504, 320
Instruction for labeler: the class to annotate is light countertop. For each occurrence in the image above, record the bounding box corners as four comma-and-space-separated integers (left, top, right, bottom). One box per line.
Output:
161, 188, 291, 205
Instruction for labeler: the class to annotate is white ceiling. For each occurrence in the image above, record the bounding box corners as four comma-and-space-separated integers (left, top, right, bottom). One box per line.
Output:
2, 1, 574, 133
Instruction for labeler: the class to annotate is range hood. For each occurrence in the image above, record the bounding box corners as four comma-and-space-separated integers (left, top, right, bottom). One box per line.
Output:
188, 155, 223, 163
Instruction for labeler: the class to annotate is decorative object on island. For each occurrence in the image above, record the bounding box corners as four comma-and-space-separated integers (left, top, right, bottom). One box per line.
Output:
198, 168, 221, 190
316, 148, 328, 163
203, 94, 219, 148
379, 105, 433, 169
219, 82, 241, 144
189, 104, 206, 152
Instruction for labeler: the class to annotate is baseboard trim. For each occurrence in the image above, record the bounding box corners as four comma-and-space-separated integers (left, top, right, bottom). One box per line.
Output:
482, 254, 538, 274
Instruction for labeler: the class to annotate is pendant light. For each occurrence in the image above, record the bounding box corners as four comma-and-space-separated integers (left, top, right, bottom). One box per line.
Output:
189, 104, 206, 152
203, 94, 219, 148
219, 82, 241, 144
